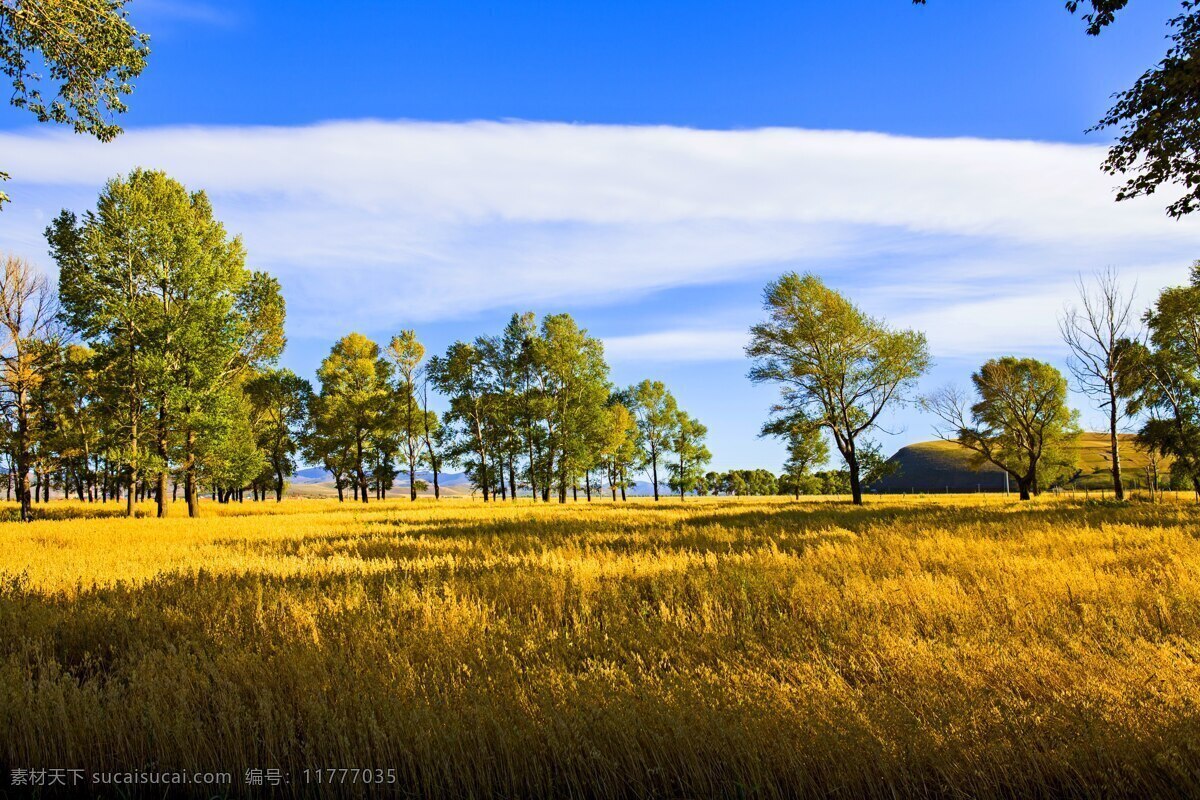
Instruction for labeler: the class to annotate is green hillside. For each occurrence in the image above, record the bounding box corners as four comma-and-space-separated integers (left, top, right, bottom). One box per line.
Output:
872, 433, 1170, 493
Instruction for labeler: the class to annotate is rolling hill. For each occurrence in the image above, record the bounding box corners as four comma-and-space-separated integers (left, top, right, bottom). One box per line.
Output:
871, 433, 1170, 493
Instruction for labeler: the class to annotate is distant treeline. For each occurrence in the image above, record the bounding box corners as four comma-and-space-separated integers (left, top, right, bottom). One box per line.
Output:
698, 469, 851, 498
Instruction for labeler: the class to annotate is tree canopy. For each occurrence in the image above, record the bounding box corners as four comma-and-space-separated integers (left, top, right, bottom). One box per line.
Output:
0, 0, 149, 207
916, 0, 1200, 217
747, 272, 930, 504
924, 357, 1080, 500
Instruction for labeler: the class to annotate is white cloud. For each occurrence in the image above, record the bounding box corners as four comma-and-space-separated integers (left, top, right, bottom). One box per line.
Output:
1, 120, 1197, 356
604, 329, 750, 362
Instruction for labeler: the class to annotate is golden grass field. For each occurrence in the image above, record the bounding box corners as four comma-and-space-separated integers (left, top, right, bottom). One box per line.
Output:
2, 495, 1199, 798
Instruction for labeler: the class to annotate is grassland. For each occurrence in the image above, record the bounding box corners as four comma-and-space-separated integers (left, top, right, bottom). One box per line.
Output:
2, 495, 1200, 798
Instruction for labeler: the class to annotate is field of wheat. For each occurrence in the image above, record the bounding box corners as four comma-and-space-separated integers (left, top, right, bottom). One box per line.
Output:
0, 495, 1198, 797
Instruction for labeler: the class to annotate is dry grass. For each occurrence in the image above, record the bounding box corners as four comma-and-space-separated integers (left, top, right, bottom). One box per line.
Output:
1, 495, 1199, 797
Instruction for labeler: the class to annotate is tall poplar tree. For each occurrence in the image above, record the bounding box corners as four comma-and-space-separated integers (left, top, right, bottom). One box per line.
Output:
387, 330, 425, 501
47, 170, 284, 517
628, 380, 679, 501
668, 411, 710, 500
316, 333, 391, 504
245, 368, 312, 501
748, 273, 930, 505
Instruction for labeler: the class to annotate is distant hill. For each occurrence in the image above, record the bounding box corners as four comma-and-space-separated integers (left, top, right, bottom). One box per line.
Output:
871, 433, 1170, 493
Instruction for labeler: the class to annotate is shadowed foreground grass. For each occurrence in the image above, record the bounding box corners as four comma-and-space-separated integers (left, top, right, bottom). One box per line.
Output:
1, 495, 1199, 797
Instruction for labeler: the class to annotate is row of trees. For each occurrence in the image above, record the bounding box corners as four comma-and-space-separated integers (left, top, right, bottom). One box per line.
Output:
6, 173, 1198, 517
749, 266, 1200, 505
304, 316, 710, 505
0, 171, 712, 519
699, 468, 852, 498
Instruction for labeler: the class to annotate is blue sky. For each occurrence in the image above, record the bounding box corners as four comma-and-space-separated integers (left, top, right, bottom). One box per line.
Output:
2, 0, 1199, 472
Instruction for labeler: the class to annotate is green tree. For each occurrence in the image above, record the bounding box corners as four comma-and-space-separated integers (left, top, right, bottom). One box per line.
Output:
535, 314, 610, 503
667, 412, 710, 499
0, 0, 149, 207
762, 411, 829, 499
923, 357, 1080, 501
304, 392, 355, 502
815, 469, 851, 495
599, 399, 639, 501
48, 170, 283, 518
428, 341, 493, 500
386, 330, 425, 501
47, 343, 102, 501
748, 273, 930, 505
418, 373, 443, 500
1123, 263, 1200, 494
480, 315, 532, 502
245, 369, 312, 501
367, 397, 400, 499
316, 333, 391, 504
196, 385, 265, 503
628, 380, 679, 501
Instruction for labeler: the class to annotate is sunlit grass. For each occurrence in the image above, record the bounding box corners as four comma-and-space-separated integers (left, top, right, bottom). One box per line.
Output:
1, 494, 1198, 797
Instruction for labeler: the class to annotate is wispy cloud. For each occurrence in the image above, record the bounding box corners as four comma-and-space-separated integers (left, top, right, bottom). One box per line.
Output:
1, 120, 1196, 359
133, 0, 239, 28
604, 329, 750, 363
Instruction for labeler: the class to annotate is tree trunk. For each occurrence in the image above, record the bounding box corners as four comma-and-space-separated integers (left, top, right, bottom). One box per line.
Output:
1109, 397, 1124, 501
421, 399, 441, 500
275, 465, 284, 502
156, 398, 169, 518
651, 447, 660, 501
526, 429, 538, 502
558, 455, 567, 504
355, 433, 369, 504
15, 395, 30, 522
16, 462, 29, 521
184, 422, 199, 518
126, 409, 138, 518
848, 454, 863, 505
